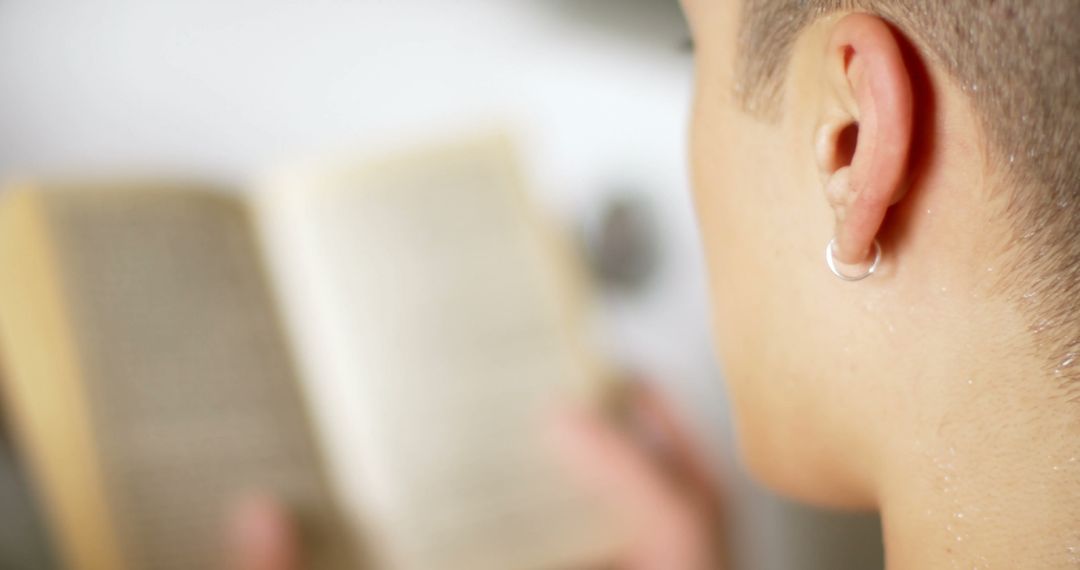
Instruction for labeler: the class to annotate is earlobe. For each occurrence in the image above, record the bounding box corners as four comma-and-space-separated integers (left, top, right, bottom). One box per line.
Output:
816, 13, 914, 266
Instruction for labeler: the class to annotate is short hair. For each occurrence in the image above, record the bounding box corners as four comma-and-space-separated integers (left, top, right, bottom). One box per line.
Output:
736, 1, 1080, 389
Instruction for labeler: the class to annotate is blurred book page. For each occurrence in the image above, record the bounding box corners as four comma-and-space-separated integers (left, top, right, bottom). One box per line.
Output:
257, 137, 617, 569
16, 188, 354, 570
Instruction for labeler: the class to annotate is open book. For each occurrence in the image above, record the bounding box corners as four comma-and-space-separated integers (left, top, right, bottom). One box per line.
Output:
0, 137, 620, 569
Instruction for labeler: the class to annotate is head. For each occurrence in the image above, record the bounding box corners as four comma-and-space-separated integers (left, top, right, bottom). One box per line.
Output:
683, 0, 1080, 508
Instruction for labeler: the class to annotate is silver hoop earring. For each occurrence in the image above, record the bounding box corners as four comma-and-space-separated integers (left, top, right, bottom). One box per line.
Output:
826, 238, 882, 281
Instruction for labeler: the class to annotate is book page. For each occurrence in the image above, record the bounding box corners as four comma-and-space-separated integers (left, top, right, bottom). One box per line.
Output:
31, 188, 355, 570
257, 137, 618, 569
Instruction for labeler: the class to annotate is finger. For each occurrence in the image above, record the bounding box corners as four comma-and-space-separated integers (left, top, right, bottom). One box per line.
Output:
226, 494, 299, 570
627, 384, 721, 509
548, 407, 711, 569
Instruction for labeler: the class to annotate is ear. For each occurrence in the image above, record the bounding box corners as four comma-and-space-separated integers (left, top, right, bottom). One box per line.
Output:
816, 13, 913, 265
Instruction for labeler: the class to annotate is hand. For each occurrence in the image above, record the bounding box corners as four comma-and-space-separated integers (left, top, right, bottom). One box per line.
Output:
225, 387, 724, 570
548, 385, 725, 570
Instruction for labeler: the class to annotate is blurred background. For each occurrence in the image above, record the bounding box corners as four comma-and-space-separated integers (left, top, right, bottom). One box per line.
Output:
0, 1, 882, 568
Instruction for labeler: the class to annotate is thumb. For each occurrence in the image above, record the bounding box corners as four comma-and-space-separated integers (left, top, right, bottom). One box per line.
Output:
626, 384, 722, 512
548, 400, 721, 570
226, 494, 298, 570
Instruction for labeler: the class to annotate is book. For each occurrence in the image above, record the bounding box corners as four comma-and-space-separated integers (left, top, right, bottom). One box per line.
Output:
0, 137, 619, 569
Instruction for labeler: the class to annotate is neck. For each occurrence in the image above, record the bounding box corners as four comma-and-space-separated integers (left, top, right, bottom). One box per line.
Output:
877, 358, 1080, 569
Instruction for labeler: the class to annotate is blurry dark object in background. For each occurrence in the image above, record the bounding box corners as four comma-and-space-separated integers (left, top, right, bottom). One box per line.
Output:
542, 0, 689, 52
0, 438, 55, 570
587, 194, 661, 294
1, 342, 55, 570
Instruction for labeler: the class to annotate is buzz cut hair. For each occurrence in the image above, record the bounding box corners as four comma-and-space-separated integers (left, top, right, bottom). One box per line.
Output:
736, 1, 1080, 388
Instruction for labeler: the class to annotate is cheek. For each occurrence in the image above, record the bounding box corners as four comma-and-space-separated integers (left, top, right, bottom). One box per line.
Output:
690, 86, 850, 486
690, 99, 785, 386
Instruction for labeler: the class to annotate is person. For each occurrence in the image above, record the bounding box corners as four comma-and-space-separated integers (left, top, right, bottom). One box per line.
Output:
231, 1, 1080, 568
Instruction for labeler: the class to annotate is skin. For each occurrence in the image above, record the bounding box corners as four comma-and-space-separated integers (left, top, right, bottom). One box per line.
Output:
682, 1, 1080, 568
229, 2, 1080, 568
227, 495, 298, 570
